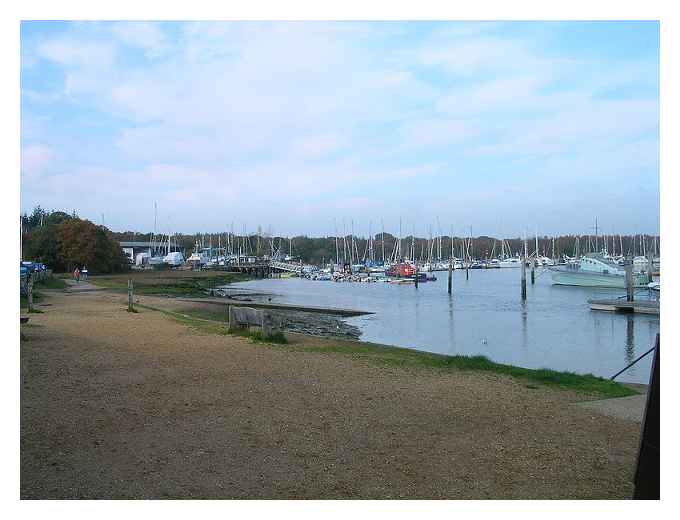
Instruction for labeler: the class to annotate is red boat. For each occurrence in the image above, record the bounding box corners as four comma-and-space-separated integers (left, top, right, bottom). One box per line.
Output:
386, 262, 416, 278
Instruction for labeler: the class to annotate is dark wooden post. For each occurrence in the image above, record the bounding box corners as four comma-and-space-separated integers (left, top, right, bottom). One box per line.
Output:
127, 279, 134, 312
227, 305, 234, 331
531, 260, 535, 284
647, 250, 654, 284
414, 264, 419, 289
448, 258, 453, 295
633, 334, 659, 499
625, 259, 634, 302
27, 275, 34, 313
521, 256, 527, 301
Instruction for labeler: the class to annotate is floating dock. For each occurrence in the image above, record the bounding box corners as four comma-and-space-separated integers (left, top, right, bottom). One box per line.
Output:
588, 299, 659, 315
179, 297, 373, 317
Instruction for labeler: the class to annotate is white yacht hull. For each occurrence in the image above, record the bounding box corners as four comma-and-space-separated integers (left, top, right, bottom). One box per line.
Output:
499, 259, 522, 268
550, 268, 648, 288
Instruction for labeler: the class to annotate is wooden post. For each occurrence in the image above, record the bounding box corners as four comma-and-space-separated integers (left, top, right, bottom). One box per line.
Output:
531, 260, 535, 284
127, 279, 134, 312
521, 257, 527, 301
647, 250, 654, 283
466, 262, 469, 281
448, 259, 453, 295
27, 275, 34, 313
227, 305, 234, 331
414, 264, 419, 289
625, 260, 634, 302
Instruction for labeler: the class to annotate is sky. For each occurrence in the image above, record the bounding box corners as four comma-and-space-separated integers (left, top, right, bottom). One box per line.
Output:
20, 21, 659, 238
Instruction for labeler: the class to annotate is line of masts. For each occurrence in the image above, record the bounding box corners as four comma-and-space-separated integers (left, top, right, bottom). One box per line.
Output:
130, 208, 659, 265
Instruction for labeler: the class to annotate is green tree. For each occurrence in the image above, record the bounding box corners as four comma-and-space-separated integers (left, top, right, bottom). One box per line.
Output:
23, 226, 63, 270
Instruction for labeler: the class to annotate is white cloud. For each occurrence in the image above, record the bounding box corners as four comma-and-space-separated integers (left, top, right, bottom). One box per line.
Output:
21, 145, 53, 178
36, 38, 115, 68
398, 118, 478, 150
110, 22, 169, 57
418, 37, 552, 77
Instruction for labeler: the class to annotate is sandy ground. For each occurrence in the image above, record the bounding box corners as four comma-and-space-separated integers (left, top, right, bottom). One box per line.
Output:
20, 290, 642, 499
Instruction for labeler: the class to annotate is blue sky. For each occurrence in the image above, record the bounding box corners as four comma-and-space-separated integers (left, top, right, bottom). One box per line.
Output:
20, 21, 659, 238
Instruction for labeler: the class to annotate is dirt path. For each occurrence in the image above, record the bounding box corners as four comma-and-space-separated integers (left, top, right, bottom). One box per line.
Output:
21, 290, 641, 499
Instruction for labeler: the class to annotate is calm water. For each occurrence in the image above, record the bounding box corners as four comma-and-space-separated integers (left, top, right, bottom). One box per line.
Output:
229, 269, 659, 384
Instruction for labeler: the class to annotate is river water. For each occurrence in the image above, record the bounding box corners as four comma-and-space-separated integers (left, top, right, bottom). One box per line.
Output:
228, 268, 659, 384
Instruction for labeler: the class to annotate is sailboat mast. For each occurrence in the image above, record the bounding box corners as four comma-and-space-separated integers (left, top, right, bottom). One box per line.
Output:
334, 219, 339, 266
450, 225, 454, 260
381, 219, 385, 263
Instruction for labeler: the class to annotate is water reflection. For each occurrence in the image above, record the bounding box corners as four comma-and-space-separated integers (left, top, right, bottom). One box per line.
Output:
625, 315, 635, 365
520, 301, 528, 351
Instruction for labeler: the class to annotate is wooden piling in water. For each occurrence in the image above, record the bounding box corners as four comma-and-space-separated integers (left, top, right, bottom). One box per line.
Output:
127, 279, 134, 312
531, 261, 535, 284
448, 259, 453, 295
647, 250, 654, 283
521, 257, 527, 301
625, 260, 634, 302
414, 265, 419, 289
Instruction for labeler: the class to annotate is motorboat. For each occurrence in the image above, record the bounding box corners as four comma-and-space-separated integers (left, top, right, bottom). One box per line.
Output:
550, 254, 648, 288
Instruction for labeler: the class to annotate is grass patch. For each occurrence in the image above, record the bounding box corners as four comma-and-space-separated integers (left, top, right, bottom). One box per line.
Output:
177, 307, 228, 322
137, 303, 287, 344
20, 293, 43, 307
35, 277, 68, 290
249, 330, 288, 344
90, 270, 250, 297
28, 308, 43, 314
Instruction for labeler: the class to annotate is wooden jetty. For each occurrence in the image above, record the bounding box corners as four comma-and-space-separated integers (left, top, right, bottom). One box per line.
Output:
227, 260, 304, 278
179, 297, 373, 317
588, 299, 659, 315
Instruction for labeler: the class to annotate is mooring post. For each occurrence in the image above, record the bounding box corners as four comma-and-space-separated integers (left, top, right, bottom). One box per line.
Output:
27, 274, 34, 313
647, 250, 654, 284
521, 256, 527, 301
127, 279, 134, 312
466, 261, 469, 281
448, 258, 453, 295
531, 260, 535, 284
414, 264, 419, 289
625, 259, 634, 302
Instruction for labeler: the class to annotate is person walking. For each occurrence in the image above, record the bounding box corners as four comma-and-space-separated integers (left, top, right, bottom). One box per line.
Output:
74, 267, 80, 283
81, 266, 88, 281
